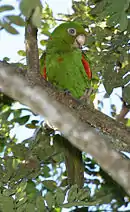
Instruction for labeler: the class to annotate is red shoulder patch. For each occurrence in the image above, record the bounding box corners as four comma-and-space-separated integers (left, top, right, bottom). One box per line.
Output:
81, 55, 92, 79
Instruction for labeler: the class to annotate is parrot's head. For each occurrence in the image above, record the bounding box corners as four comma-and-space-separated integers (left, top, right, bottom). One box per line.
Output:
48, 22, 86, 52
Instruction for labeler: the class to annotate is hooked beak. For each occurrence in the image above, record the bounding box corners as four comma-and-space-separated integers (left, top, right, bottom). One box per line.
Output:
73, 34, 86, 49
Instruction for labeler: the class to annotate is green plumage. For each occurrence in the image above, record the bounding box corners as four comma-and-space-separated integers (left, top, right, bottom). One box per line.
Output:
46, 22, 90, 98
41, 22, 91, 188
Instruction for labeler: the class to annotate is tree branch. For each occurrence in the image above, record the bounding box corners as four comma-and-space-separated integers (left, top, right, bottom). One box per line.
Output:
25, 15, 41, 85
0, 62, 130, 195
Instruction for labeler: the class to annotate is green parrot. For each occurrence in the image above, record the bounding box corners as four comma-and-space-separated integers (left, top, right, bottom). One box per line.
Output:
41, 22, 92, 188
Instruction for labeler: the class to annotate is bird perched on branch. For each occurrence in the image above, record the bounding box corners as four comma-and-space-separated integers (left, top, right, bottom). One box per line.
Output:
40, 22, 92, 188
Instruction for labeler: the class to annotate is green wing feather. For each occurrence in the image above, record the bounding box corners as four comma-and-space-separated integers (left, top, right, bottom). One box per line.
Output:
46, 49, 91, 98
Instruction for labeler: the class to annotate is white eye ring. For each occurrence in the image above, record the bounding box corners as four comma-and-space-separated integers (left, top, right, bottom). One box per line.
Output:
67, 28, 76, 36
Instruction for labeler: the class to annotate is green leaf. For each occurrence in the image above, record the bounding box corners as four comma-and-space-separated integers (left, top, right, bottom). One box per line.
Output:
31, 120, 39, 125
119, 12, 128, 31
16, 198, 27, 209
3, 22, 19, 34
16, 203, 27, 212
1, 110, 12, 121
41, 29, 51, 37
0, 5, 14, 12
11, 143, 28, 159
42, 165, 50, 178
86, 36, 95, 46
32, 6, 41, 28
1, 104, 10, 111
124, 0, 130, 11
41, 22, 51, 36
67, 184, 78, 202
15, 115, 30, 125
3, 57, 10, 62
26, 181, 38, 200
6, 15, 25, 26
103, 93, 110, 98
107, 13, 120, 27
5, 158, 14, 178
91, 0, 107, 16
60, 178, 68, 187
40, 39, 48, 46
76, 188, 90, 201
26, 203, 35, 212
39, 48, 44, 56
25, 120, 39, 128
45, 192, 55, 209
13, 109, 22, 119
126, 119, 130, 127
36, 196, 46, 212
25, 123, 37, 129
17, 50, 26, 56
123, 85, 130, 104
17, 181, 27, 193
3, 188, 16, 197
42, 180, 57, 191
41, 22, 51, 37
63, 200, 91, 208
20, 0, 42, 18
55, 188, 65, 206
0, 196, 14, 212
111, 104, 116, 111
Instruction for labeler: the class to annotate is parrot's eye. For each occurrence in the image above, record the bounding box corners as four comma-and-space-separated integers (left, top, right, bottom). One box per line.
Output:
67, 28, 76, 36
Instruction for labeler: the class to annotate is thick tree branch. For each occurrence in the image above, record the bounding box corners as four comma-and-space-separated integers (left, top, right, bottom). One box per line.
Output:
0, 62, 130, 195
1, 61, 130, 152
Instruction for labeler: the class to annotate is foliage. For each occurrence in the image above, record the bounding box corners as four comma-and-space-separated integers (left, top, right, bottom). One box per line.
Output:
0, 95, 129, 211
0, 0, 130, 211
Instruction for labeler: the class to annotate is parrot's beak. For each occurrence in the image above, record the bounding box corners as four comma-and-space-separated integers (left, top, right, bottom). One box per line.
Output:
74, 34, 86, 49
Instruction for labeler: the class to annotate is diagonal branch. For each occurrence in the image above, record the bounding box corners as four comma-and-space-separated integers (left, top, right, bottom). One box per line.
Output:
0, 62, 130, 195
2, 61, 130, 152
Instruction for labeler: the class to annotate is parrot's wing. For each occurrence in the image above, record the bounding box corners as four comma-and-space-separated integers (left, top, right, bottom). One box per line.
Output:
40, 52, 47, 79
81, 52, 92, 79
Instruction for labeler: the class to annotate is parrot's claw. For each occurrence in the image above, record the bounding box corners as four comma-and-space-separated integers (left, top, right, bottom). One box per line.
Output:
64, 89, 72, 96
63, 89, 81, 106
79, 88, 94, 108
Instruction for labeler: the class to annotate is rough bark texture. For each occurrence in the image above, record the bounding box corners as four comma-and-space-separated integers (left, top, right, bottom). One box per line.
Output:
25, 15, 40, 84
0, 60, 130, 153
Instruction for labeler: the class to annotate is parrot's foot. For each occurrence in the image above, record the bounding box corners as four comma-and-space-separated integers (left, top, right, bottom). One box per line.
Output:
79, 88, 94, 107
63, 89, 81, 106
63, 89, 72, 96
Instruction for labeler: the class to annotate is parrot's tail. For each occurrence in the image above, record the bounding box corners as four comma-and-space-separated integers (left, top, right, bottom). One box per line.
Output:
63, 139, 84, 188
